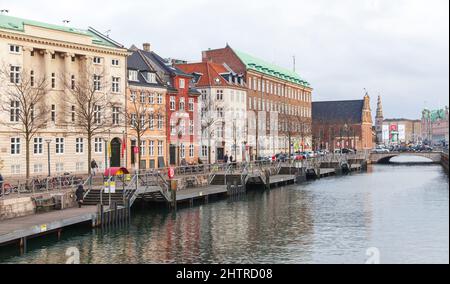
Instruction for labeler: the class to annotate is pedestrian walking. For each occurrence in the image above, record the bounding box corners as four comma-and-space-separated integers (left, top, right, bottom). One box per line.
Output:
224, 152, 229, 164
76, 184, 84, 208
91, 159, 98, 176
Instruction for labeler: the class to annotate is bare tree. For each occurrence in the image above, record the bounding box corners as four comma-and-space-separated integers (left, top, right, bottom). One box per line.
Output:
125, 88, 165, 170
200, 92, 221, 164
0, 65, 48, 180
62, 67, 116, 174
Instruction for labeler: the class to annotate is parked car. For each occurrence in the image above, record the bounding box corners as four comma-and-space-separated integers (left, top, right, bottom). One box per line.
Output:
372, 146, 390, 153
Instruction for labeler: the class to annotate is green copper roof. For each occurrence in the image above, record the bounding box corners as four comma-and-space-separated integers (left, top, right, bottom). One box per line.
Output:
0, 14, 118, 48
233, 49, 311, 87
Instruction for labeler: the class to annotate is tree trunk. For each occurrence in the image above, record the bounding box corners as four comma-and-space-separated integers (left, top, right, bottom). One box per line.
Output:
137, 135, 141, 171
208, 134, 212, 165
87, 133, 92, 175
25, 135, 30, 182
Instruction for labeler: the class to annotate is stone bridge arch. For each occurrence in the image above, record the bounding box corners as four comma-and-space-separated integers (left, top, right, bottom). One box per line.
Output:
370, 152, 442, 164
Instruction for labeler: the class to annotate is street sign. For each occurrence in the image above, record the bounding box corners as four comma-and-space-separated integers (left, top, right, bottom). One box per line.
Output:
168, 167, 175, 179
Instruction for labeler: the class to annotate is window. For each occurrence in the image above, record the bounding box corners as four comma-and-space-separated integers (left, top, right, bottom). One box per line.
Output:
217, 127, 223, 138
9, 44, 20, 53
140, 115, 145, 128
157, 115, 163, 130
11, 165, 20, 175
216, 90, 223, 101
157, 93, 163, 104
158, 141, 164, 157
93, 57, 102, 64
131, 114, 137, 127
140, 141, 146, 156
180, 120, 186, 135
94, 105, 101, 124
201, 90, 207, 101
170, 120, 176, 135
11, 138, 20, 155
76, 162, 85, 172
146, 72, 156, 83
217, 108, 224, 118
170, 96, 176, 110
140, 92, 146, 103
30, 70, 35, 87
188, 98, 194, 112
128, 70, 138, 81
51, 105, 56, 122
55, 138, 64, 154
189, 145, 194, 157
149, 141, 155, 156
93, 75, 101, 91
112, 77, 120, 93
112, 59, 119, 66
94, 138, 103, 153
34, 164, 43, 174
10, 100, 19, 122
189, 120, 194, 135
51, 73, 56, 88
71, 56, 76, 62
179, 98, 185, 111
33, 138, 43, 154
148, 93, 154, 104
202, 145, 208, 157
180, 144, 185, 158
71, 75, 75, 90
179, 78, 185, 89
76, 138, 84, 153
149, 114, 154, 130
56, 163, 64, 173
130, 91, 137, 102
10, 66, 20, 84
112, 107, 120, 125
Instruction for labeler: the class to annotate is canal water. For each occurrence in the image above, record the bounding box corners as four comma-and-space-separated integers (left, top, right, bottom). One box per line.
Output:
0, 158, 448, 264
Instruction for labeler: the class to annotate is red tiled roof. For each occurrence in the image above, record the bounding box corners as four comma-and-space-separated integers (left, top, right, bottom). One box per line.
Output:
176, 62, 245, 89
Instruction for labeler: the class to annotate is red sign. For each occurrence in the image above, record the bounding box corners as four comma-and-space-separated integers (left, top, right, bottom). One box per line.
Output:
133, 146, 139, 154
168, 167, 175, 179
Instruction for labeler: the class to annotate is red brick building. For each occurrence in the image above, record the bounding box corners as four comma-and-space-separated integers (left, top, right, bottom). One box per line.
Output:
202, 45, 313, 159
312, 94, 374, 151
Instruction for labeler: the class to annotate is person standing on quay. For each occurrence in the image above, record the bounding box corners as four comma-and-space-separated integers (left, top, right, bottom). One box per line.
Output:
224, 152, 229, 164
91, 159, 99, 176
76, 184, 85, 208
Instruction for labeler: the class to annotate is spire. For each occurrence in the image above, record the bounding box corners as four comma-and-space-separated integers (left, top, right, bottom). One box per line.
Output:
376, 95, 383, 118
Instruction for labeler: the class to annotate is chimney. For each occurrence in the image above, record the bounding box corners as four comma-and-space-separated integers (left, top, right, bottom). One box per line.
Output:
143, 43, 151, 52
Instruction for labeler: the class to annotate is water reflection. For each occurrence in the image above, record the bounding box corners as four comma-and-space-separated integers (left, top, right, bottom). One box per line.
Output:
0, 164, 448, 264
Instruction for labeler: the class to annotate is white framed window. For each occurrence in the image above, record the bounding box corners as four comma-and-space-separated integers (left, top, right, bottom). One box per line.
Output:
149, 114, 154, 130
10, 65, 20, 84
140, 140, 146, 156
11, 165, 21, 175
130, 91, 137, 102
140, 92, 146, 103
76, 138, 84, 153
94, 138, 103, 153
179, 97, 185, 111
158, 115, 164, 130
9, 44, 21, 54
94, 105, 101, 124
189, 120, 194, 135
180, 120, 186, 135
11, 137, 20, 155
128, 70, 138, 81
93, 57, 102, 64
170, 120, 176, 135
55, 138, 64, 154
131, 114, 137, 127
149, 141, 155, 156
33, 137, 43, 155
56, 163, 64, 173
148, 93, 155, 104
202, 145, 208, 157
93, 75, 101, 91
180, 144, 185, 158
146, 72, 156, 84
76, 162, 85, 172
112, 107, 120, 125
51, 104, 56, 122
188, 98, 194, 112
189, 144, 194, 158
112, 77, 120, 93
10, 100, 19, 122
158, 141, 164, 157
157, 94, 163, 104
33, 164, 43, 174
51, 73, 56, 88
179, 78, 185, 89
216, 90, 223, 101
170, 96, 176, 110
112, 59, 119, 66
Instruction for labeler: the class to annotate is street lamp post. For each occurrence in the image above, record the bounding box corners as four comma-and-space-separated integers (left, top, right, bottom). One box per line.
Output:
103, 138, 112, 207
45, 139, 52, 177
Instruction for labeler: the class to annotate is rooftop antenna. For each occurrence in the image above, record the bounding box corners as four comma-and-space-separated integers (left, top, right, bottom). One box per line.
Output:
293, 55, 296, 72
0, 9, 9, 14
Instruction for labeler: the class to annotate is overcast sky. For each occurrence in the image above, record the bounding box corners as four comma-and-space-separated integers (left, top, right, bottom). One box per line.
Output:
4, 0, 449, 119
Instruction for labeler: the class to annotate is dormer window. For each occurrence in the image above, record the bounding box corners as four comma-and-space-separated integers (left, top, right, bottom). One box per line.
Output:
179, 78, 185, 89
128, 70, 138, 81
145, 72, 156, 84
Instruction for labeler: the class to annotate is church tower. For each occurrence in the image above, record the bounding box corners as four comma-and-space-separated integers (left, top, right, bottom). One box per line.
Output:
375, 96, 384, 145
